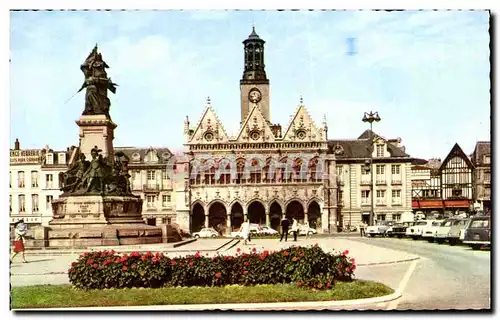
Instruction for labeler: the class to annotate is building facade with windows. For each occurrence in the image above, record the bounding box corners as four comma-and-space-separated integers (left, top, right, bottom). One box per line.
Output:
9, 139, 44, 226
471, 141, 491, 214
329, 131, 414, 227
115, 147, 176, 225
182, 27, 335, 235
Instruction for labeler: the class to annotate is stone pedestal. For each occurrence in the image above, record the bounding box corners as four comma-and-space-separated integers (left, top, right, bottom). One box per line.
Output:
76, 114, 117, 160
42, 195, 163, 248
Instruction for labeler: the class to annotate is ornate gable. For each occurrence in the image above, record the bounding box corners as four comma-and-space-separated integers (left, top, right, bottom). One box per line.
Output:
235, 104, 276, 143
189, 103, 230, 144
282, 104, 324, 142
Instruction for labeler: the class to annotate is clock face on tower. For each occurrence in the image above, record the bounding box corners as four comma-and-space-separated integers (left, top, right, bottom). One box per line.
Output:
248, 88, 262, 103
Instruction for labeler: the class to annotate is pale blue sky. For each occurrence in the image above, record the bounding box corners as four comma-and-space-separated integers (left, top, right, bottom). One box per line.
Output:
10, 10, 490, 159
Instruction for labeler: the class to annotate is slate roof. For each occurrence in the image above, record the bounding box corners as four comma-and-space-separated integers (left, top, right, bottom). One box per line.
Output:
470, 141, 490, 166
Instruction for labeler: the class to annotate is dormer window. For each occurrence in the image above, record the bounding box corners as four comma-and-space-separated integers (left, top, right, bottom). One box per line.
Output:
376, 144, 384, 157
145, 151, 158, 163
484, 155, 490, 164
58, 153, 66, 165
46, 153, 53, 165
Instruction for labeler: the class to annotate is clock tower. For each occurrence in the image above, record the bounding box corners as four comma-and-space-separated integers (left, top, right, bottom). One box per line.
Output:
240, 26, 270, 124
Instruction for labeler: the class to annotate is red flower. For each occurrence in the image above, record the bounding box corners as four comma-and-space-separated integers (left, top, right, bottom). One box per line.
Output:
297, 281, 302, 287
300, 253, 304, 257
83, 252, 89, 257
87, 258, 95, 265
327, 282, 332, 287
131, 264, 137, 269
351, 258, 356, 263
194, 251, 200, 258
342, 250, 349, 256
68, 268, 75, 273
215, 272, 221, 278
314, 243, 319, 247
252, 247, 257, 252
189, 260, 194, 265
71, 262, 77, 267
284, 251, 289, 256
292, 257, 298, 262
171, 259, 177, 266
346, 267, 351, 273
295, 247, 300, 251
141, 255, 148, 261
242, 253, 247, 257
122, 266, 128, 271
110, 250, 115, 255
152, 257, 159, 263
237, 248, 241, 253
244, 261, 249, 266
263, 250, 269, 255
115, 258, 121, 263
92, 263, 98, 268
243, 270, 248, 275
146, 251, 153, 257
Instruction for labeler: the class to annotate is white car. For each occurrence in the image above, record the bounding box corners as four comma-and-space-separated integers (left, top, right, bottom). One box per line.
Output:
231, 224, 261, 238
260, 226, 278, 235
288, 225, 317, 236
192, 227, 219, 238
434, 218, 460, 244
366, 221, 394, 237
406, 220, 434, 240
422, 220, 445, 242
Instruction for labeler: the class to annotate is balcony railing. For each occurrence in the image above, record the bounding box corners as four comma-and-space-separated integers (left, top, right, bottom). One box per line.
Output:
360, 179, 371, 186
376, 199, 386, 205
391, 179, 402, 185
143, 184, 160, 192
361, 200, 370, 206
392, 200, 402, 206
376, 180, 387, 185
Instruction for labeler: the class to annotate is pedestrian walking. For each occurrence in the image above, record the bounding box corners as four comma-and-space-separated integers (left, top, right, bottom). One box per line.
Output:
304, 221, 311, 239
292, 218, 299, 241
10, 219, 28, 264
279, 217, 290, 242
240, 218, 251, 245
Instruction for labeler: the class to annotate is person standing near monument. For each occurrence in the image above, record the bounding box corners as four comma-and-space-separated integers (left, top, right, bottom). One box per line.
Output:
291, 218, 299, 242
10, 219, 27, 264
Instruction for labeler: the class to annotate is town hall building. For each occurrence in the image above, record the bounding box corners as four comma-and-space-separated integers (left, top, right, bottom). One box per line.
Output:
182, 27, 337, 235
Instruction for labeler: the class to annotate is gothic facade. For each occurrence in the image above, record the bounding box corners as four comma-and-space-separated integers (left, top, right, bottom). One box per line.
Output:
182, 28, 337, 235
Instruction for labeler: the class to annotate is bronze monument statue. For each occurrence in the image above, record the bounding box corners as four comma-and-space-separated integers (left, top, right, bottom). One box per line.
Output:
77, 45, 118, 118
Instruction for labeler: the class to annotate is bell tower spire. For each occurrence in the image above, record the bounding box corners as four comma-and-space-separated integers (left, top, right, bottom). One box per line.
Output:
240, 26, 270, 125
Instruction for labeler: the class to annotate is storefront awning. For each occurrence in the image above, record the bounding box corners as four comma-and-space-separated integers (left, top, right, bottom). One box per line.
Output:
412, 200, 443, 209
444, 200, 471, 208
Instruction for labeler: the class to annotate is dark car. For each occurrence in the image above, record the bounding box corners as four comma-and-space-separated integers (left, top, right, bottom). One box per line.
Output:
387, 221, 415, 238
462, 216, 490, 250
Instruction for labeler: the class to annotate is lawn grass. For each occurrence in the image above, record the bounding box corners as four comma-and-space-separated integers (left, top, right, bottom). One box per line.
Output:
11, 280, 393, 309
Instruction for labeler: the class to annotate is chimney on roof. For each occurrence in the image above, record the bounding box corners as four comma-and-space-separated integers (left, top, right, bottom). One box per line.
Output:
14, 138, 20, 150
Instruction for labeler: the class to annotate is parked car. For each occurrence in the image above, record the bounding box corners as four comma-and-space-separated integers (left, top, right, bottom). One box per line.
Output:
406, 220, 438, 240
366, 221, 394, 237
387, 221, 415, 238
462, 216, 491, 250
434, 218, 464, 244
447, 218, 470, 246
192, 227, 219, 238
288, 224, 317, 236
422, 220, 445, 242
259, 226, 278, 235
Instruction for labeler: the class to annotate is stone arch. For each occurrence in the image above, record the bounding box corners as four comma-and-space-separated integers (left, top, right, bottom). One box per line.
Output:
284, 198, 306, 209
269, 200, 283, 231
247, 200, 266, 225
208, 201, 227, 235
190, 199, 205, 210
191, 202, 205, 233
207, 199, 229, 212
307, 200, 322, 231
230, 202, 244, 231
285, 200, 305, 222
306, 197, 322, 209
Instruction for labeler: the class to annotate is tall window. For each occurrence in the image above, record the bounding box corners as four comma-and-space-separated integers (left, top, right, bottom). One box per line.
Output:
18, 171, 25, 188
376, 144, 384, 157
31, 171, 39, 187
392, 190, 401, 204
361, 190, 370, 204
46, 195, 53, 210
147, 195, 156, 208
484, 155, 490, 164
162, 194, 171, 207
58, 153, 66, 164
46, 174, 53, 189
162, 169, 167, 180
376, 190, 386, 204
393, 214, 401, 221
336, 166, 343, 183
484, 170, 491, 183
46, 153, 53, 165
18, 195, 25, 212
391, 165, 401, 175
376, 214, 386, 221
32, 194, 39, 212
376, 165, 385, 175
147, 170, 156, 181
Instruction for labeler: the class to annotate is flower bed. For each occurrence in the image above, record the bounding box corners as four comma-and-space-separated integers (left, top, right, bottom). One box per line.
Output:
68, 244, 356, 290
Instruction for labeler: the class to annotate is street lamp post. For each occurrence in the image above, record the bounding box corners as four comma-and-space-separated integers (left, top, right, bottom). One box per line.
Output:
362, 111, 381, 226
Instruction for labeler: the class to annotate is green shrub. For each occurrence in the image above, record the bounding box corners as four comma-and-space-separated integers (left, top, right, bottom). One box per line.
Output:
68, 244, 356, 290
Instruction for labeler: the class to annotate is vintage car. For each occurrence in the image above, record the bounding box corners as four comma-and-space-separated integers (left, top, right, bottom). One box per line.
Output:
462, 216, 491, 250
447, 218, 470, 245
406, 220, 438, 240
366, 221, 394, 237
231, 224, 260, 238
434, 218, 459, 244
288, 224, 317, 236
422, 220, 445, 242
260, 226, 279, 235
386, 221, 415, 238
192, 227, 219, 238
